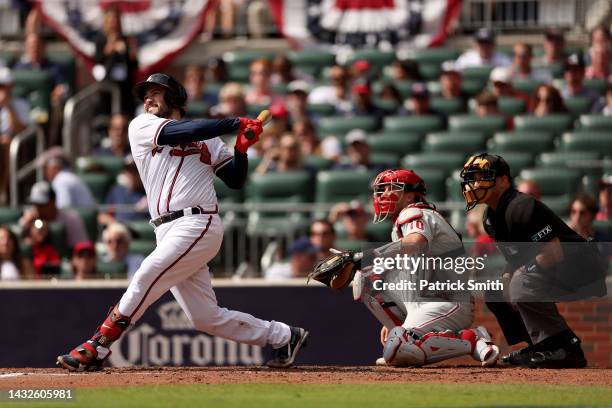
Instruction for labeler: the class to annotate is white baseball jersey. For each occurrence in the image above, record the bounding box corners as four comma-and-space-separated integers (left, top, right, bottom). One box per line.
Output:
128, 113, 233, 218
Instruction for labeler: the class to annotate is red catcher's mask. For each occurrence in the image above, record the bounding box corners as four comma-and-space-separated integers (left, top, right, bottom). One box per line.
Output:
372, 169, 427, 223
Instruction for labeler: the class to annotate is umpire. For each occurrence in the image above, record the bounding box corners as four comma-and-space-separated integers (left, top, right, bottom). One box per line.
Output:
460, 153, 607, 368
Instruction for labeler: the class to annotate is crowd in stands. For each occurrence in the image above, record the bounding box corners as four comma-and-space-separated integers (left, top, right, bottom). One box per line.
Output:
2, 6, 612, 281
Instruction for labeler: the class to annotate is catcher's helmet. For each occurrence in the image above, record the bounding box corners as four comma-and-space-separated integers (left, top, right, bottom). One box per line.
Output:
460, 153, 511, 211
372, 169, 427, 223
133, 73, 187, 111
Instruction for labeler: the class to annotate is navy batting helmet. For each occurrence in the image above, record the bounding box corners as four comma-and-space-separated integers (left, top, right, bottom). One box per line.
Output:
133, 73, 187, 111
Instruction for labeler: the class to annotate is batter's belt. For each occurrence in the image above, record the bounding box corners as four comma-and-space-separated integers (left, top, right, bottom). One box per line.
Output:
150, 205, 218, 227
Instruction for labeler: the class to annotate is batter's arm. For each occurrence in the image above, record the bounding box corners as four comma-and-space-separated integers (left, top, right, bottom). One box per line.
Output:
215, 148, 248, 189
157, 118, 240, 145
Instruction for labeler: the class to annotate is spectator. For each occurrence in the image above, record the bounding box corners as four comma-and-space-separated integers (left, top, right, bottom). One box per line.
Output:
24, 218, 61, 277
71, 241, 97, 280
347, 80, 391, 126
245, 58, 283, 105
0, 225, 32, 280
589, 25, 611, 55
390, 59, 423, 81
464, 206, 496, 257
567, 194, 599, 240
183, 64, 218, 106
402, 83, 437, 116
592, 83, 612, 115
19, 181, 88, 248
539, 28, 566, 66
209, 82, 247, 118
474, 90, 512, 129
286, 80, 314, 123
329, 201, 372, 241
0, 67, 30, 204
292, 119, 320, 156
255, 133, 306, 174
99, 161, 148, 226
508, 42, 552, 83
93, 5, 138, 114
378, 82, 403, 108
334, 129, 388, 173
517, 179, 542, 200
42, 150, 96, 209
308, 65, 351, 111
561, 53, 599, 104
438, 61, 468, 112
271, 54, 296, 85
94, 113, 131, 160
264, 237, 318, 280
455, 28, 511, 70
489, 66, 531, 108
596, 175, 612, 221
268, 102, 290, 134
206, 57, 229, 84
101, 222, 144, 279
309, 219, 337, 259
532, 84, 568, 116
350, 59, 371, 83
586, 43, 612, 81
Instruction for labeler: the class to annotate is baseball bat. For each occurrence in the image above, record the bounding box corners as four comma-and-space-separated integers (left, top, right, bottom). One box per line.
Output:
245, 109, 272, 140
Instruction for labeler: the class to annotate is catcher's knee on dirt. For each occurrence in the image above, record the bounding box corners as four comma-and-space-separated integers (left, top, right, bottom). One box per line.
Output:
382, 326, 478, 367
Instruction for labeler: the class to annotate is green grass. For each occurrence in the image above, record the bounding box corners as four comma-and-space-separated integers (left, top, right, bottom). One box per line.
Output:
5, 383, 612, 408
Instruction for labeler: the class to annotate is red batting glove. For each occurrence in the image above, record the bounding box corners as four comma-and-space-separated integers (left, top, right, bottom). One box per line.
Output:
236, 117, 263, 154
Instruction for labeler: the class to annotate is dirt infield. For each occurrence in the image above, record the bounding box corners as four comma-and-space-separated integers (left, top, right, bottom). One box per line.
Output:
1, 366, 611, 388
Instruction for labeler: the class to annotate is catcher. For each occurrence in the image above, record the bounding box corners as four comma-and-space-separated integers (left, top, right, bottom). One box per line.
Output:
310, 169, 500, 367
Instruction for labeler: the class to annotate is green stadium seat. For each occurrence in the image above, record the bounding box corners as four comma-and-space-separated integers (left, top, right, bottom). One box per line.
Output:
540, 195, 571, 217
0, 207, 21, 225
559, 131, 612, 155
578, 115, 612, 130
431, 98, 465, 116
73, 207, 98, 241
488, 152, 534, 175
401, 152, 466, 174
423, 132, 487, 154
583, 78, 607, 94
307, 103, 336, 116
130, 240, 156, 257
370, 152, 399, 167
223, 50, 275, 66
514, 114, 573, 135
303, 155, 334, 171
461, 66, 494, 82
384, 115, 444, 135
409, 48, 461, 65
487, 131, 554, 154
76, 156, 124, 178
536, 151, 601, 170
448, 115, 506, 136
334, 239, 367, 252
564, 97, 593, 117
127, 220, 156, 241
247, 157, 262, 173
247, 171, 313, 204
48, 222, 68, 258
47, 52, 76, 91
347, 50, 395, 72
418, 64, 441, 81
316, 170, 375, 204
214, 177, 243, 204
416, 169, 447, 202
185, 101, 210, 118
373, 98, 400, 112
318, 116, 379, 137
96, 260, 127, 277
498, 97, 527, 116
446, 170, 464, 202
79, 173, 114, 203
287, 50, 335, 76
227, 66, 250, 83
461, 79, 487, 97
367, 133, 422, 156
247, 103, 269, 116
519, 168, 582, 197
511, 79, 544, 94
366, 221, 393, 242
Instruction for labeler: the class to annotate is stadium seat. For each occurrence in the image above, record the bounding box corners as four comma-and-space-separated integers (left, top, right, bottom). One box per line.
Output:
518, 168, 582, 197
514, 114, 573, 135
583, 78, 607, 94
247, 157, 262, 173
430, 98, 465, 116
564, 97, 593, 117
247, 171, 313, 204
461, 66, 494, 82
498, 97, 527, 116
445, 170, 464, 202
487, 131, 554, 154
373, 98, 399, 112
303, 155, 334, 171
318, 116, 379, 137
73, 207, 98, 241
185, 101, 210, 118
12, 70, 53, 115
423, 131, 487, 154
536, 151, 601, 170
227, 66, 250, 83
448, 115, 506, 136
0, 207, 21, 225
307, 103, 336, 116
347, 50, 395, 73
47, 52, 76, 91
316, 170, 375, 204
366, 221, 393, 242
511, 79, 543, 94
287, 50, 335, 76
79, 173, 114, 203
559, 131, 612, 155
418, 64, 441, 81
370, 152, 399, 167
334, 239, 367, 252
48, 222, 68, 258
540, 195, 572, 217
214, 177, 243, 204
487, 152, 534, 175
415, 169, 447, 202
247, 103, 269, 116
130, 240, 156, 256
461, 80, 487, 97
408, 47, 461, 65
96, 260, 127, 277
367, 133, 422, 156
223, 50, 275, 66
401, 152, 466, 174
383, 115, 444, 135
76, 156, 124, 178
578, 115, 612, 131
127, 220, 156, 241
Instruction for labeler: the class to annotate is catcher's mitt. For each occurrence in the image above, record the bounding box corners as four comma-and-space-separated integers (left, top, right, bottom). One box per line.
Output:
308, 250, 360, 290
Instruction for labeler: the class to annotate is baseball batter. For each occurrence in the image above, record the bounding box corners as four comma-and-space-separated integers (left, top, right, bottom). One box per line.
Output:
57, 73, 308, 371
311, 169, 500, 367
